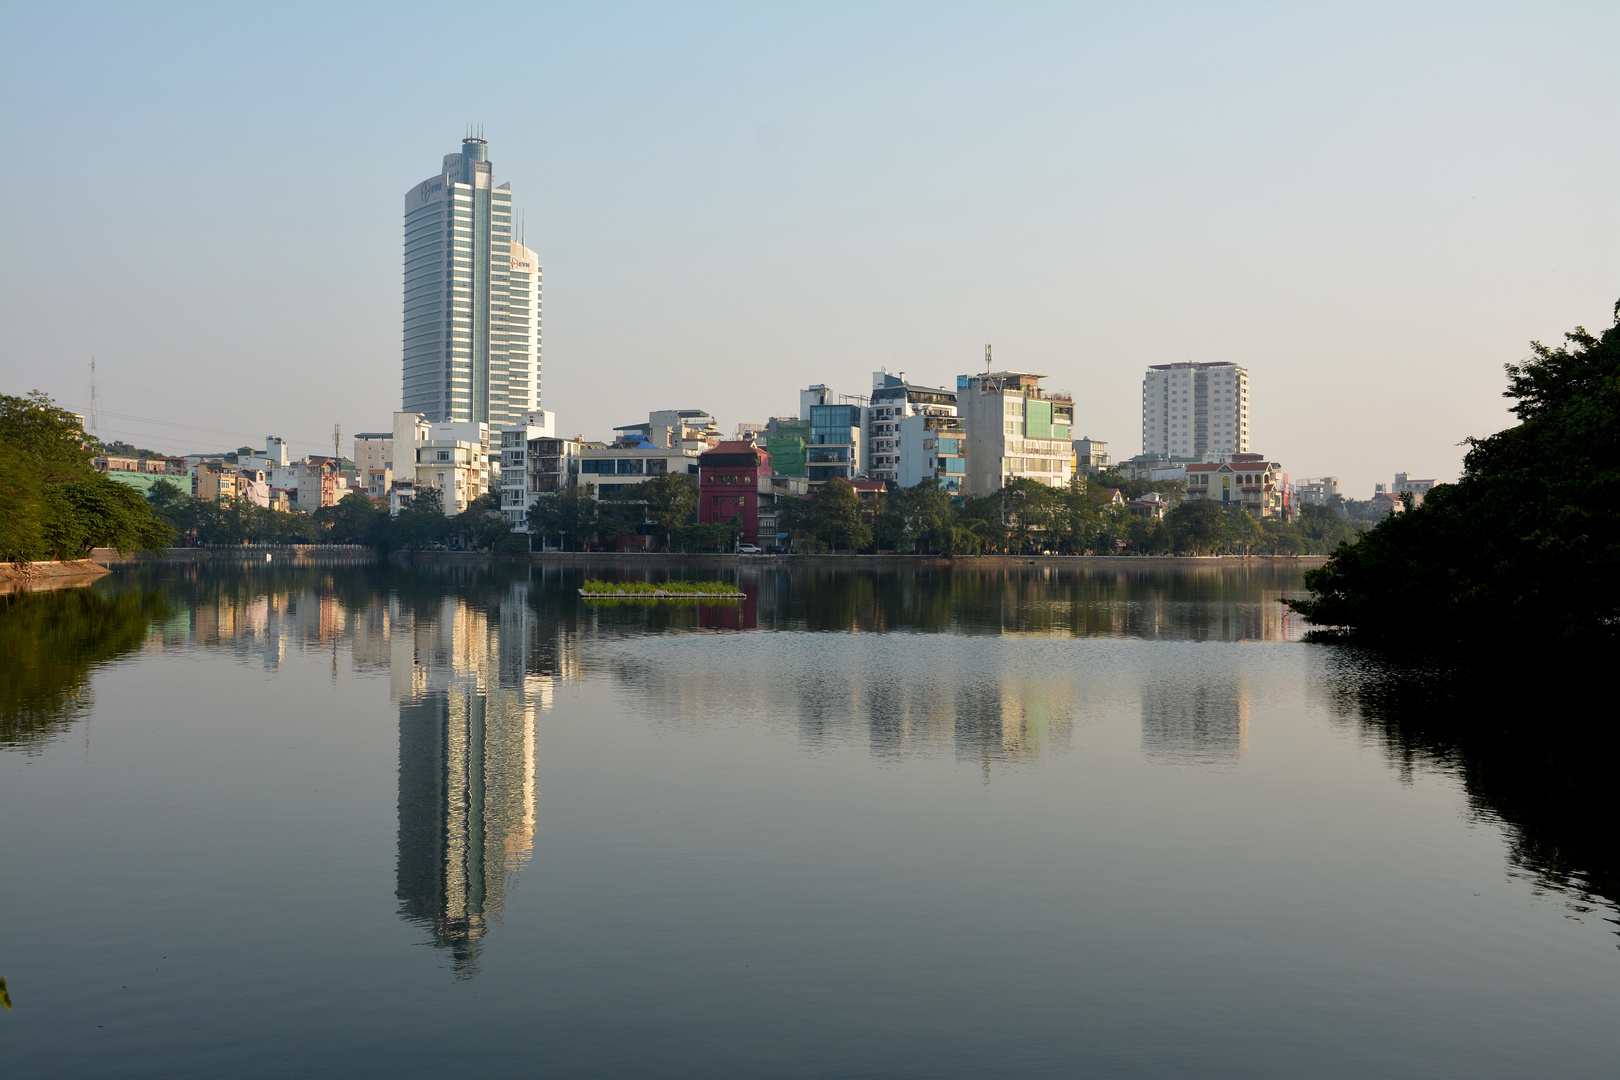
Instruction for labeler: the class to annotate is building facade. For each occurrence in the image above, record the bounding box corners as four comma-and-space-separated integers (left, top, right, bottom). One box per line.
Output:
956, 371, 1075, 497
895, 413, 967, 493
698, 441, 772, 547
866, 371, 957, 484
1073, 437, 1110, 476
393, 410, 492, 516
1141, 362, 1249, 459
496, 411, 560, 529
1185, 454, 1292, 519
402, 135, 540, 428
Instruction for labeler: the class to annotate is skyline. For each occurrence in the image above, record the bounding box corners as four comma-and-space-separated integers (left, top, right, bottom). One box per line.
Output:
1, 3, 1616, 496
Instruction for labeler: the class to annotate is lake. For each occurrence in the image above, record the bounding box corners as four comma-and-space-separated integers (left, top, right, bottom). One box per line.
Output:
1, 559, 1615, 1078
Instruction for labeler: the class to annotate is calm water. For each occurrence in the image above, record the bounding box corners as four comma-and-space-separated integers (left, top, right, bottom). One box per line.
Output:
1, 561, 1615, 1078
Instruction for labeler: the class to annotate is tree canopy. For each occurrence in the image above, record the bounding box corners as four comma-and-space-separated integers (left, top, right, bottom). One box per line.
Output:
1289, 301, 1620, 651
1, 391, 174, 561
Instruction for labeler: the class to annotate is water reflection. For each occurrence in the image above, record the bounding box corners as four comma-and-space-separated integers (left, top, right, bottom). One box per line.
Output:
1141, 674, 1251, 765
1309, 649, 1620, 940
6, 560, 1614, 959
393, 593, 542, 980
0, 587, 171, 753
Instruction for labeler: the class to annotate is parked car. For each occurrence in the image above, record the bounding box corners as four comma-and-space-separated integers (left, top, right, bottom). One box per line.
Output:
736, 543, 763, 554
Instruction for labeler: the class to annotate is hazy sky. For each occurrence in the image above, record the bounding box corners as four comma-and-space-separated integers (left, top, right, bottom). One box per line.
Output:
2, 2, 1615, 495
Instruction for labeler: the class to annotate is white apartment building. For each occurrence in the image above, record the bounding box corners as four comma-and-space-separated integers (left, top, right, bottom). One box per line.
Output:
867, 370, 957, 484
1073, 437, 1110, 476
1141, 362, 1249, 459
895, 413, 968, 493
402, 134, 541, 428
578, 443, 702, 499
497, 411, 566, 529
956, 371, 1075, 497
392, 410, 493, 515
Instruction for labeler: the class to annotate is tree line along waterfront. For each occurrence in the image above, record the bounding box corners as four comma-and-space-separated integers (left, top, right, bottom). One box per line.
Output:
5, 301, 1614, 651
1, 405, 1361, 560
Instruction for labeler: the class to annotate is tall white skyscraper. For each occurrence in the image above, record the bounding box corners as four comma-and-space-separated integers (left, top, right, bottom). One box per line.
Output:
1141, 362, 1249, 459
402, 135, 541, 426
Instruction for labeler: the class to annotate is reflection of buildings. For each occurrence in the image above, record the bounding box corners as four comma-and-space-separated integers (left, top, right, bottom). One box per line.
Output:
394, 593, 542, 980
1140, 674, 1250, 764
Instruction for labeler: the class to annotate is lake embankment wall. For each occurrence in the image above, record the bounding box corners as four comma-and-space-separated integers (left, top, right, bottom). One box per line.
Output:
398, 551, 1333, 571
89, 546, 379, 567
1, 559, 112, 592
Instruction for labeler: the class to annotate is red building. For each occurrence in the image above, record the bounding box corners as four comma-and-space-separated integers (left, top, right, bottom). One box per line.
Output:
698, 441, 772, 546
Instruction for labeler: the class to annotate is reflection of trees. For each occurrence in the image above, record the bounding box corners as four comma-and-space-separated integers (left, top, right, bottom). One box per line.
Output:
1311, 649, 1620, 929
0, 586, 169, 752
1141, 674, 1250, 765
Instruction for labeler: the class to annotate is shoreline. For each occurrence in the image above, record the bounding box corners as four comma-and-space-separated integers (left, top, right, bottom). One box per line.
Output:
86, 547, 1330, 571
0, 559, 113, 593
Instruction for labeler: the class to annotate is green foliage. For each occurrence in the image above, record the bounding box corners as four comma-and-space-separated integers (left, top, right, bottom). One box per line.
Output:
1092, 469, 1186, 501
580, 578, 739, 595
641, 472, 699, 549
315, 492, 392, 546
0, 391, 174, 560
805, 479, 873, 553
1291, 301, 1620, 649
99, 440, 164, 459
528, 485, 600, 550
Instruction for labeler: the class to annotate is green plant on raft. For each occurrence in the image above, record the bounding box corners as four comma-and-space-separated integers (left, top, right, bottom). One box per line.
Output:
579, 579, 740, 595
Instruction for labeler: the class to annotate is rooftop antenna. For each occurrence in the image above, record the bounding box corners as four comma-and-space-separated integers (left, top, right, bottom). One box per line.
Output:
985, 344, 992, 373
88, 355, 100, 440
333, 423, 341, 462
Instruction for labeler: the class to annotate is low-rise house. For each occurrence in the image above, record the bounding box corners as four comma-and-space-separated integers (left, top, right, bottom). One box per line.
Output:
1185, 454, 1293, 519
1125, 491, 1166, 519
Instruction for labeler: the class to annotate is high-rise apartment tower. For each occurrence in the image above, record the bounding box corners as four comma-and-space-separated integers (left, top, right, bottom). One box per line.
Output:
402, 135, 541, 426
1141, 362, 1249, 459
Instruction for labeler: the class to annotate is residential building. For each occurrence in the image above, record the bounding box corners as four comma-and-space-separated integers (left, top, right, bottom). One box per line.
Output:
895, 413, 968, 493
497, 411, 561, 529
866, 371, 957, 484
955, 370, 1075, 497
803, 385, 867, 484
1297, 477, 1340, 505
1073, 437, 1110, 476
1185, 454, 1293, 520
578, 440, 701, 499
1394, 472, 1436, 496
95, 454, 188, 496
354, 432, 392, 476
296, 460, 339, 511
613, 409, 722, 451
401, 134, 540, 428
765, 417, 809, 478
392, 410, 492, 516
1125, 491, 1167, 520
698, 441, 773, 547
1141, 362, 1249, 459
195, 461, 239, 503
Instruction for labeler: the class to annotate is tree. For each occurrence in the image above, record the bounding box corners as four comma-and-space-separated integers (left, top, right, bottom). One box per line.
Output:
641, 472, 698, 551
393, 485, 448, 550
316, 492, 390, 546
0, 391, 173, 561
449, 492, 510, 551
892, 480, 956, 554
1164, 499, 1230, 554
1290, 300, 1620, 651
528, 485, 601, 550
806, 479, 872, 553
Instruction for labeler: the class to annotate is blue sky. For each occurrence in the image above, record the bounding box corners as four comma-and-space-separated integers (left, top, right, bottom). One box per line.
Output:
2, 2, 1615, 495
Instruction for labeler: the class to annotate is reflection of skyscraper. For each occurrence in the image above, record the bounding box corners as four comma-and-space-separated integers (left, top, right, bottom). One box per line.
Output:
1140, 674, 1250, 765
395, 595, 539, 980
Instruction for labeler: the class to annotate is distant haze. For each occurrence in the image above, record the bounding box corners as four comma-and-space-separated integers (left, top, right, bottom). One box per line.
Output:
1, 3, 1615, 496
